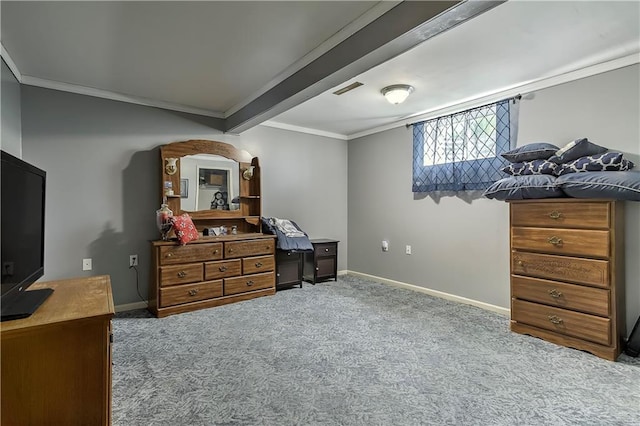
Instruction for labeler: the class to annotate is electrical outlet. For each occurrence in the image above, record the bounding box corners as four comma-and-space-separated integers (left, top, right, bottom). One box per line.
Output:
82, 258, 92, 271
405, 245, 412, 255
129, 254, 138, 267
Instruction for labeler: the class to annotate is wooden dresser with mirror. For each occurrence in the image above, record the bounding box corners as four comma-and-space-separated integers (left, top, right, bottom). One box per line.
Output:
148, 139, 276, 318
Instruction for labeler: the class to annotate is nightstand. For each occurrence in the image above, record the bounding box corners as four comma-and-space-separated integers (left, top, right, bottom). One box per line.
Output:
303, 239, 339, 284
275, 250, 303, 289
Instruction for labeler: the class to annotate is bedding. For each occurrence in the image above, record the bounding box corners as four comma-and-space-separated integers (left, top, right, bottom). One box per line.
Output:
501, 142, 559, 162
501, 159, 558, 176
554, 152, 634, 176
482, 175, 564, 201
261, 217, 314, 251
548, 138, 607, 164
556, 171, 640, 201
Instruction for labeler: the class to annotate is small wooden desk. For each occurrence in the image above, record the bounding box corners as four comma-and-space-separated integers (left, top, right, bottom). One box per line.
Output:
1, 275, 115, 425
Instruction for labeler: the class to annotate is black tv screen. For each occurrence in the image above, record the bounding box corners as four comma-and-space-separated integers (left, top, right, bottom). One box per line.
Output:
1, 150, 51, 321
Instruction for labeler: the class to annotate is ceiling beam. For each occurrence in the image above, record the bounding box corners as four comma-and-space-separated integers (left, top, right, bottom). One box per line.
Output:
225, 0, 505, 134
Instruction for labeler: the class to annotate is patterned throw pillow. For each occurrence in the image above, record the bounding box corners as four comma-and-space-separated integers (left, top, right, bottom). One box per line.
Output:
555, 152, 635, 176
171, 213, 199, 245
501, 143, 559, 163
548, 138, 608, 164
501, 159, 558, 176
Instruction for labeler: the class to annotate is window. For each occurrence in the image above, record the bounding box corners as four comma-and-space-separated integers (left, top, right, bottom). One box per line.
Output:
412, 99, 517, 192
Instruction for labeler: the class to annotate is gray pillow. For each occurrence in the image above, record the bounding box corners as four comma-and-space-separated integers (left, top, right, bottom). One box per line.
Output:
483, 175, 565, 201
501, 142, 559, 163
548, 138, 607, 164
556, 171, 640, 201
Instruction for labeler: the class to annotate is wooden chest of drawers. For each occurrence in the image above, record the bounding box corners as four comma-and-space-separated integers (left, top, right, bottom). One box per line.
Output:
149, 234, 276, 317
509, 199, 625, 361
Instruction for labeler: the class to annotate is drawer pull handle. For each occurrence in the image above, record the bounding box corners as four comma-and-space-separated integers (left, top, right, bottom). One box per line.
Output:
166, 253, 173, 258
177, 271, 187, 278
246, 280, 254, 286
548, 315, 563, 325
213, 249, 219, 255
189, 289, 198, 296
517, 260, 523, 266
219, 266, 227, 272
547, 236, 563, 246
228, 249, 233, 253
549, 211, 562, 219
255, 262, 263, 268
325, 248, 329, 252
548, 289, 563, 298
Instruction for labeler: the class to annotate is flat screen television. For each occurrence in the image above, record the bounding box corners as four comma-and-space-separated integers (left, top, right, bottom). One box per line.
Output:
1, 150, 52, 321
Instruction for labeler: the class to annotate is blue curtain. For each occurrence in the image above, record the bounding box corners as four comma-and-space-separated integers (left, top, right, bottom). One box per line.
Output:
412, 99, 516, 192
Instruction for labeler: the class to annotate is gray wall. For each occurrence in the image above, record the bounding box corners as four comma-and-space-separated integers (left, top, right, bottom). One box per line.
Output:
1, 59, 21, 156
20, 86, 347, 306
348, 64, 640, 331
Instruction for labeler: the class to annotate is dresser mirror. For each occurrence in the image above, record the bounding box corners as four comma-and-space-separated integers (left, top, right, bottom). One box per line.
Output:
159, 139, 262, 233
179, 154, 240, 212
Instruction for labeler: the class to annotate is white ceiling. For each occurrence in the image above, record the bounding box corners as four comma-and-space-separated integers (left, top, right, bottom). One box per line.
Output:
2, 1, 639, 140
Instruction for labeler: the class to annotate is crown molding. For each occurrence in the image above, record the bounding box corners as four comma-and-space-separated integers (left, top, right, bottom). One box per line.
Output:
0, 43, 23, 82
19, 76, 225, 119
260, 121, 348, 140
347, 53, 640, 140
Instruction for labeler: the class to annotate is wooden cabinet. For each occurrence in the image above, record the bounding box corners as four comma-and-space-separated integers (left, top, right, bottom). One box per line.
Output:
276, 250, 304, 289
1, 275, 114, 425
509, 199, 625, 361
303, 239, 339, 284
149, 234, 276, 317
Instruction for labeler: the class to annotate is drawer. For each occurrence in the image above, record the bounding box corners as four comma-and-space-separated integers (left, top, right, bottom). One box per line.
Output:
225, 239, 275, 259
204, 259, 241, 280
511, 275, 610, 317
276, 250, 302, 262
242, 255, 275, 275
160, 280, 222, 307
511, 201, 610, 229
224, 272, 275, 296
314, 243, 337, 256
511, 227, 610, 258
159, 243, 223, 265
512, 251, 609, 288
512, 299, 611, 346
159, 263, 204, 287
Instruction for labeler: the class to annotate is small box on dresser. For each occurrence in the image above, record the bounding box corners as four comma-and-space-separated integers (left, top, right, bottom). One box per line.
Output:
509, 199, 625, 361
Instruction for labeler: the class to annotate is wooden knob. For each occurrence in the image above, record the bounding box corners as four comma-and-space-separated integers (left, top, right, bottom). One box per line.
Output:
166, 253, 173, 257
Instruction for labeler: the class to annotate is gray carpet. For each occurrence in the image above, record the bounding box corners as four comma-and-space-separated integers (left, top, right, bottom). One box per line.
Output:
113, 275, 640, 425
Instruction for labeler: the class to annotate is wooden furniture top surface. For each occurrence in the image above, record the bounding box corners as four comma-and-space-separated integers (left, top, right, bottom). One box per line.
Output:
151, 233, 276, 247
0, 275, 114, 333
507, 198, 616, 204
309, 238, 340, 244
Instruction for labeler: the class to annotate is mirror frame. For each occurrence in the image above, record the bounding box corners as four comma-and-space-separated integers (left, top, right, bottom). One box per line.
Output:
160, 140, 261, 227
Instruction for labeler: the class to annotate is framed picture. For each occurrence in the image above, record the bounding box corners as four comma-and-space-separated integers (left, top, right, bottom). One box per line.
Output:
180, 179, 189, 198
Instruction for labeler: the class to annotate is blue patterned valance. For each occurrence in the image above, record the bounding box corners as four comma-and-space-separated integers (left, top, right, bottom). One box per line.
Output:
412, 99, 516, 193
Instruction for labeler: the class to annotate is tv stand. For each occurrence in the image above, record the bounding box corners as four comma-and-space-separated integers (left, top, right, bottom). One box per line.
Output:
1, 275, 114, 425
0, 287, 54, 322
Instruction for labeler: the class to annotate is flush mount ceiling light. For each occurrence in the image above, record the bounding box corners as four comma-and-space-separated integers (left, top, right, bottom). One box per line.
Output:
381, 84, 414, 104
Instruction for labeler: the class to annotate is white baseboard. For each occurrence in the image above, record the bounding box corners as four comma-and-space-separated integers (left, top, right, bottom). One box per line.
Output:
115, 301, 148, 312
347, 270, 510, 317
